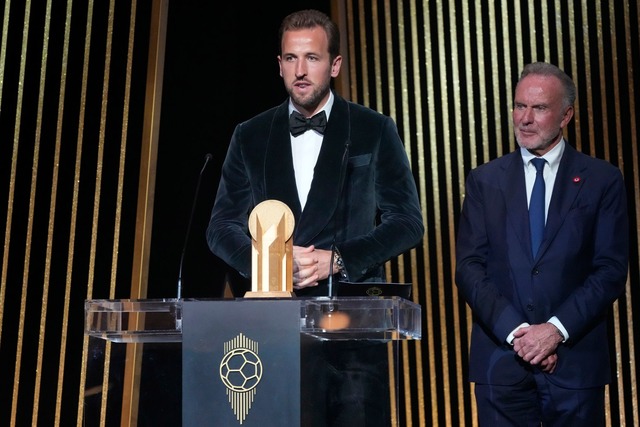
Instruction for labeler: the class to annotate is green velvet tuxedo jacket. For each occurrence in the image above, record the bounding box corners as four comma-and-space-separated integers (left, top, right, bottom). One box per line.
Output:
206, 93, 424, 294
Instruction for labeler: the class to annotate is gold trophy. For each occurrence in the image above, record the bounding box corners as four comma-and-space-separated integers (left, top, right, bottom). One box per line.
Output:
245, 200, 295, 297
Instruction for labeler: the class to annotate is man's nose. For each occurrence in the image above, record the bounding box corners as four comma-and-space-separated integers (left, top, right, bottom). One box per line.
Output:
295, 61, 307, 77
521, 108, 534, 122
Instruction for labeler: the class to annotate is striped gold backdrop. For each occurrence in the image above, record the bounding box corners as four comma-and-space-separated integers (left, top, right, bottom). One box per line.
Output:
0, 0, 638, 426
334, 0, 639, 426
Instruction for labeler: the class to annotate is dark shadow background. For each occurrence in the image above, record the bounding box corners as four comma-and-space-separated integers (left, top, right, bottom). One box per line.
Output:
149, 1, 330, 299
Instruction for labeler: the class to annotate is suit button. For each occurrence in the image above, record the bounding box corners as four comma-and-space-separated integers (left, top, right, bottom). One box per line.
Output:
526, 304, 534, 311
532, 269, 540, 275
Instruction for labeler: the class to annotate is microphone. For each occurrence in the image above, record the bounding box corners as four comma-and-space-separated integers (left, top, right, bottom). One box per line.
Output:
177, 153, 213, 300
327, 141, 350, 297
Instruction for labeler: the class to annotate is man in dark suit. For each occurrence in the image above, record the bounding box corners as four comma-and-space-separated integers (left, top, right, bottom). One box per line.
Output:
206, 9, 423, 426
455, 62, 629, 426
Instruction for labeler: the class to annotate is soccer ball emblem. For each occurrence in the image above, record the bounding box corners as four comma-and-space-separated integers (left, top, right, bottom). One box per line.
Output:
219, 348, 263, 392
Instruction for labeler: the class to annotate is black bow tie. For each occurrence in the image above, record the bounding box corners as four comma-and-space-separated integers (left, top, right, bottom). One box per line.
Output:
289, 110, 327, 137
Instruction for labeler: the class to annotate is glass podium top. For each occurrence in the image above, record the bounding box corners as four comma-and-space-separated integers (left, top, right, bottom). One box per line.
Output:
85, 297, 422, 343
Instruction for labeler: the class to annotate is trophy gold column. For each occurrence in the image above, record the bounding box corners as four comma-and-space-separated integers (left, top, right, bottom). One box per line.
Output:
245, 200, 295, 297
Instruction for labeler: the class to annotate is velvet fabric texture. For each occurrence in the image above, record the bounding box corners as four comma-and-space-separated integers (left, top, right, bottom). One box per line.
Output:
207, 93, 424, 292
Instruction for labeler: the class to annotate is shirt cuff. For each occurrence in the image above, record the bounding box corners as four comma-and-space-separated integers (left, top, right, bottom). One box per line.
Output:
506, 322, 530, 345
547, 316, 568, 342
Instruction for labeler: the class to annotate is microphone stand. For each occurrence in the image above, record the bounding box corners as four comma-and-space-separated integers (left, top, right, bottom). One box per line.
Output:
177, 153, 213, 301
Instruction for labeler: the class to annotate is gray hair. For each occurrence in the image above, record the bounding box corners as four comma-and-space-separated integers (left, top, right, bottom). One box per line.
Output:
519, 62, 576, 107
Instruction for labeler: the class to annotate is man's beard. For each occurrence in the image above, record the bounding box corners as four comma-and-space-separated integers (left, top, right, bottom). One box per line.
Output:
288, 81, 330, 111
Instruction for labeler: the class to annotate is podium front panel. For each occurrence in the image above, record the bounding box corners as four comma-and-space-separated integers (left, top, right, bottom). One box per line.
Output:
182, 300, 301, 426
84, 297, 420, 426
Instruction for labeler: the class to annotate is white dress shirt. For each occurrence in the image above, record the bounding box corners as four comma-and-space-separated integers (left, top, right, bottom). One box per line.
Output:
289, 92, 334, 209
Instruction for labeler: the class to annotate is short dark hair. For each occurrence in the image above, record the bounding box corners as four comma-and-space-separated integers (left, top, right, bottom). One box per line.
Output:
278, 9, 340, 61
519, 62, 576, 107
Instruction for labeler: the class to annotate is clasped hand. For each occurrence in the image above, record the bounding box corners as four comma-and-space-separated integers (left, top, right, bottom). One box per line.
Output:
292, 245, 333, 289
512, 323, 563, 373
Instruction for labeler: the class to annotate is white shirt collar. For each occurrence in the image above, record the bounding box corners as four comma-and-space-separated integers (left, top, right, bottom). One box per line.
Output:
520, 138, 565, 171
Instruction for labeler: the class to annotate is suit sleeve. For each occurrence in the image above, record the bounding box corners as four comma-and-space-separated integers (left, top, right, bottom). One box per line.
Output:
455, 169, 528, 342
206, 124, 253, 277
551, 166, 628, 339
339, 116, 424, 281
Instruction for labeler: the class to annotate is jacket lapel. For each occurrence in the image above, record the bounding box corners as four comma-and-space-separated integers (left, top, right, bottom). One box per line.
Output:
502, 151, 532, 257
295, 96, 350, 245
538, 144, 586, 257
264, 101, 303, 218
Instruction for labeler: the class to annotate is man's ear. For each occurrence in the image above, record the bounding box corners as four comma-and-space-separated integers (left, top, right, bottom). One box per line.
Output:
331, 55, 342, 78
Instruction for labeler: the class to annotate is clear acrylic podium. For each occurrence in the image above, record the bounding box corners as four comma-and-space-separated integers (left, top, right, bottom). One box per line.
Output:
84, 297, 421, 426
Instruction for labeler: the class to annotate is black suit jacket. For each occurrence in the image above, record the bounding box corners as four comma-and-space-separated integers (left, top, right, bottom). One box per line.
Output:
455, 143, 629, 388
207, 93, 424, 292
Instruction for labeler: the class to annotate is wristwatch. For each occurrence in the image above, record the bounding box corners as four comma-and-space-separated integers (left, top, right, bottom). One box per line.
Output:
333, 248, 348, 279
333, 249, 344, 271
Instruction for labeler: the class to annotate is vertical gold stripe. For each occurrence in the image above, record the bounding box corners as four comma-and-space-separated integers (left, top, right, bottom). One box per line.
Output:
50, 1, 74, 425
555, 0, 564, 74
435, 0, 451, 422
74, 0, 99, 423
358, 0, 369, 106
472, 2, 491, 167
401, 0, 427, 423
379, 2, 408, 419
346, 1, 357, 99
513, 0, 524, 103
488, 1, 503, 157
400, 340, 413, 426
331, 0, 351, 97
32, 1, 54, 424
622, 0, 640, 421
11, 1, 33, 425
92, 1, 117, 426
528, 2, 536, 59
542, 1, 550, 60
596, 1, 611, 161
502, 0, 516, 167
419, 0, 437, 423
383, 0, 396, 129
112, 0, 136, 296
582, 0, 596, 155
0, 0, 9, 115
608, 3, 633, 425
0, 0, 12, 346
129, 0, 168, 298
469, 4, 491, 421
371, 1, 382, 112
123, 0, 169, 425
568, 2, 582, 151
458, 1, 475, 425
72, 2, 96, 425
387, 343, 398, 427
441, 0, 465, 424
464, 5, 480, 426
108, 2, 138, 425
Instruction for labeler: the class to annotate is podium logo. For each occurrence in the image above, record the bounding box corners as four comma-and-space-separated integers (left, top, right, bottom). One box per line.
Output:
220, 333, 263, 424
366, 286, 383, 296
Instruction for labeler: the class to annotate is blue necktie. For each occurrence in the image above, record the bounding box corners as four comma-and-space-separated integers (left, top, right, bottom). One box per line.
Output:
529, 158, 546, 256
